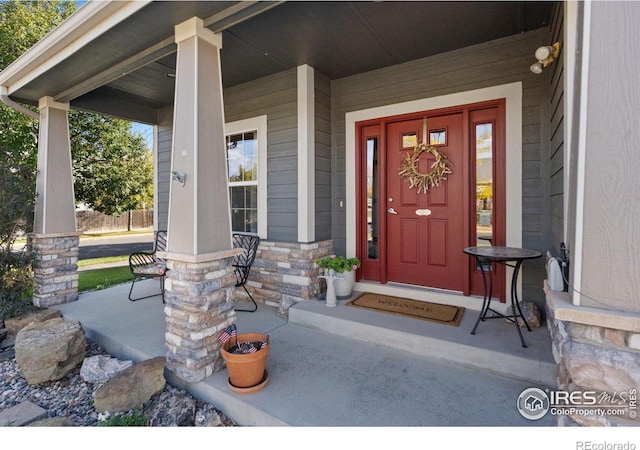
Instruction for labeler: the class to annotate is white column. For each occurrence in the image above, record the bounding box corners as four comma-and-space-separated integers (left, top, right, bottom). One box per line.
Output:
297, 64, 315, 243
34, 96, 77, 234
167, 17, 231, 255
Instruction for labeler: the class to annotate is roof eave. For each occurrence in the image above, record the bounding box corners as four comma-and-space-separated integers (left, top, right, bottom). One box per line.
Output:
0, 0, 151, 96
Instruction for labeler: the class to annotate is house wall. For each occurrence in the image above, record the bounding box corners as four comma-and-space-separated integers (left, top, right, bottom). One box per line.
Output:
154, 70, 335, 313
315, 71, 332, 242
156, 69, 306, 243
156, 106, 173, 232
548, 4, 565, 254
544, 2, 640, 427
224, 69, 298, 242
330, 28, 551, 304
154, 28, 564, 308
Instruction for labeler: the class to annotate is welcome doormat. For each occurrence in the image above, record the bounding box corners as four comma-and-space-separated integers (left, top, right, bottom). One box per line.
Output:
347, 293, 465, 327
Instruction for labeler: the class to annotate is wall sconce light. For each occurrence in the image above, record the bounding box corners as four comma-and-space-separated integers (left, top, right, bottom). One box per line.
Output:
171, 170, 186, 187
530, 42, 560, 74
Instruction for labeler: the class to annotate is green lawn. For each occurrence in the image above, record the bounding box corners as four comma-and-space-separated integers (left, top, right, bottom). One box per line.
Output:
77, 255, 129, 267
78, 266, 134, 292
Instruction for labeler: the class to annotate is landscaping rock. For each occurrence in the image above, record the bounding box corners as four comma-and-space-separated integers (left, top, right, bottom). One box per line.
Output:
14, 318, 85, 384
93, 356, 166, 413
0, 333, 13, 351
0, 327, 6, 344
5, 309, 62, 336
195, 403, 226, 426
27, 417, 75, 427
145, 388, 196, 426
80, 355, 133, 384
0, 401, 47, 426
506, 301, 541, 328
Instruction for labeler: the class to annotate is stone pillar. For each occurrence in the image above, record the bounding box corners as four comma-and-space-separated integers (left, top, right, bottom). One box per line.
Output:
162, 17, 237, 382
29, 96, 79, 306
545, 282, 640, 426
29, 232, 81, 307
167, 17, 231, 255
162, 249, 242, 382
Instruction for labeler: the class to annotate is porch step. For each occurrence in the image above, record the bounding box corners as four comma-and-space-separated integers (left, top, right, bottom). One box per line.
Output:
288, 297, 557, 388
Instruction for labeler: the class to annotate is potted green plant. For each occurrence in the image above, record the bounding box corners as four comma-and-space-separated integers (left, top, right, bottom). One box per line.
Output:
315, 254, 361, 299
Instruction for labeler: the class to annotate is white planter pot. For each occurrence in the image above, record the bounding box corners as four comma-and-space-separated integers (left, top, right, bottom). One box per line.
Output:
334, 270, 356, 299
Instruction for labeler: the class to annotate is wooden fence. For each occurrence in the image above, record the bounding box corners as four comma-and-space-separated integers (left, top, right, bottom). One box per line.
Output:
76, 210, 154, 233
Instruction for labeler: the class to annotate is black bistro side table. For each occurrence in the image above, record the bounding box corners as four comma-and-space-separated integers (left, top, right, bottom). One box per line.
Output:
463, 246, 542, 348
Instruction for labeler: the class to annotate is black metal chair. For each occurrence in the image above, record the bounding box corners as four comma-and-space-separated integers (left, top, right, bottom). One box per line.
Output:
128, 230, 168, 302
232, 232, 260, 312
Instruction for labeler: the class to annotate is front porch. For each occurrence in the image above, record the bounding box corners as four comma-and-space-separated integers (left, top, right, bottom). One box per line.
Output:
54, 279, 556, 426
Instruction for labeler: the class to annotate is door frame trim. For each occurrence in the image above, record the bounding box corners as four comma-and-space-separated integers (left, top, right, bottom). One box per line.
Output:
345, 82, 523, 300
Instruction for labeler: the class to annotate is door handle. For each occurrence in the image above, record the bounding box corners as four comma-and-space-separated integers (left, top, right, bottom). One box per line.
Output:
387, 207, 398, 215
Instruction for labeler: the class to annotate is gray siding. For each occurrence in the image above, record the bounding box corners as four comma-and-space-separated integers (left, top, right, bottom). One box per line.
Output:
315, 70, 332, 241
225, 69, 298, 242
548, 3, 565, 254
156, 106, 173, 232
330, 28, 552, 304
155, 70, 299, 242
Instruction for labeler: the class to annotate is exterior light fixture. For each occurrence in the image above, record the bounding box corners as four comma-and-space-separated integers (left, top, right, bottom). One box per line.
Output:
530, 42, 560, 74
171, 170, 186, 186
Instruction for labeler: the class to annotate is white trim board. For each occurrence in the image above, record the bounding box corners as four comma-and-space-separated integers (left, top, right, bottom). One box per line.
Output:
297, 64, 315, 243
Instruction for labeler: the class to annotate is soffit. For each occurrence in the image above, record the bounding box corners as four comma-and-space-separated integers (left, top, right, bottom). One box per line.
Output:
5, 1, 554, 120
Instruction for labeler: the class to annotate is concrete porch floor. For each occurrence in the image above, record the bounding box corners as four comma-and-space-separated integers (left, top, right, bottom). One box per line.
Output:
54, 279, 558, 427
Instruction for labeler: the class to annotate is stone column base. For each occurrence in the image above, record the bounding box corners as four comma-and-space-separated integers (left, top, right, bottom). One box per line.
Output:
248, 239, 334, 317
28, 232, 81, 307
162, 248, 243, 383
545, 281, 640, 426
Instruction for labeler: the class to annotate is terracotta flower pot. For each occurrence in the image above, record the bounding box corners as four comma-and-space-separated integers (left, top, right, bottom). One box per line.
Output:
221, 333, 270, 391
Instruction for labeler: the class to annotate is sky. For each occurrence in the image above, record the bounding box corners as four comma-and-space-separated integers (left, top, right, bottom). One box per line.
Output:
131, 122, 154, 150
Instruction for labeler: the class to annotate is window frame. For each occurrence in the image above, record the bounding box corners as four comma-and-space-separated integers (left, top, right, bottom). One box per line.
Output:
225, 115, 268, 239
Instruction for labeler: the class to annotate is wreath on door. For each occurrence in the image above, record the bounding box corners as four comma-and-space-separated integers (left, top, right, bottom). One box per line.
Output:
398, 143, 453, 194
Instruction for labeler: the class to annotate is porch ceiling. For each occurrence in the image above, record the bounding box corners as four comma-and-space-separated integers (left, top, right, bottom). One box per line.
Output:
2, 1, 554, 123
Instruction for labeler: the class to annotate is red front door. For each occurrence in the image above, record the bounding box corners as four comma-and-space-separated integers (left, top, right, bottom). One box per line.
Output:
385, 113, 466, 291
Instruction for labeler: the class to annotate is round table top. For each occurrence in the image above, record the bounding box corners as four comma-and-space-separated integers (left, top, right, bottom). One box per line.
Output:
463, 246, 542, 261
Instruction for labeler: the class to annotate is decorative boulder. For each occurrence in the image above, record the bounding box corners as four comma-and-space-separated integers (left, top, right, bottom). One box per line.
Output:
80, 355, 133, 384
195, 404, 226, 427
506, 301, 541, 328
5, 309, 62, 336
93, 356, 166, 413
14, 318, 85, 384
144, 389, 196, 426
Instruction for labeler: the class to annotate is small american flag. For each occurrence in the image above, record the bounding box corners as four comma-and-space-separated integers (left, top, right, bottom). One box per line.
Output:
260, 334, 270, 350
244, 345, 257, 354
218, 324, 237, 342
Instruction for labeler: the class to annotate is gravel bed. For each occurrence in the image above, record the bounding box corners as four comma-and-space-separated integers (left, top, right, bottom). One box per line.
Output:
0, 339, 236, 426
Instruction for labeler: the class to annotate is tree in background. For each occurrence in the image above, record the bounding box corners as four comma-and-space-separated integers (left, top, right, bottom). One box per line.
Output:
0, 162, 37, 320
71, 111, 153, 215
0, 0, 153, 216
